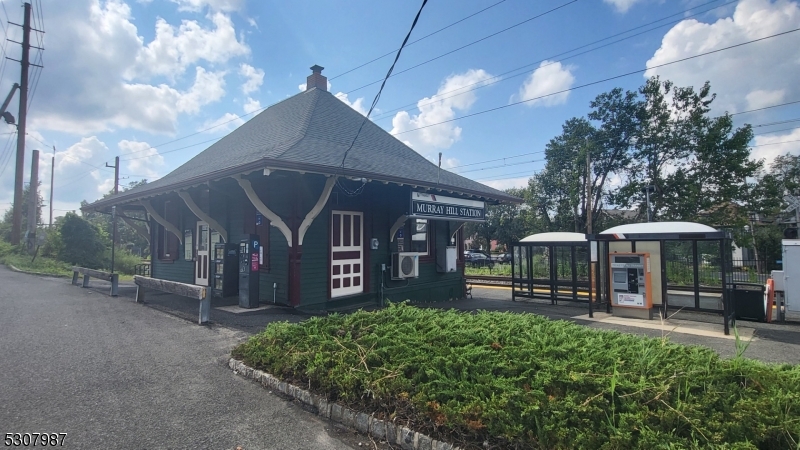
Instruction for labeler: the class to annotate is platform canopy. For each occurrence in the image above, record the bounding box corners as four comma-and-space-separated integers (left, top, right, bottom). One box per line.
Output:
597, 221, 724, 240
520, 232, 588, 243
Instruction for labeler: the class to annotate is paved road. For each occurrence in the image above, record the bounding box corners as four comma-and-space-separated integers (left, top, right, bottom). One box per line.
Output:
0, 266, 374, 450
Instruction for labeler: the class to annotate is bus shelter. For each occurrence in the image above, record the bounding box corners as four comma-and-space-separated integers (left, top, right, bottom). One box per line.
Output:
511, 232, 603, 318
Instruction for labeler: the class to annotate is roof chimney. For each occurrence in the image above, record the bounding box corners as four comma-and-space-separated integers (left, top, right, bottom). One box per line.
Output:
306, 64, 327, 92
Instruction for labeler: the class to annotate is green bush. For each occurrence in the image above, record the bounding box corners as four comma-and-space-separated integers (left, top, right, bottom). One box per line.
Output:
57, 212, 106, 269
108, 248, 144, 275
233, 303, 800, 449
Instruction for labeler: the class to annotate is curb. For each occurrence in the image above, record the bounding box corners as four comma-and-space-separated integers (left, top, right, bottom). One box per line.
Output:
6, 263, 69, 278
229, 358, 459, 450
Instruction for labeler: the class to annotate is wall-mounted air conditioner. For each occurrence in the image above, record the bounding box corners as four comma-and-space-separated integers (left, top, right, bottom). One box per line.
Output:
392, 252, 419, 280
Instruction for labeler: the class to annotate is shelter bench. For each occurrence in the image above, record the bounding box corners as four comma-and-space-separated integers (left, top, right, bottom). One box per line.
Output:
133, 275, 211, 325
72, 266, 119, 297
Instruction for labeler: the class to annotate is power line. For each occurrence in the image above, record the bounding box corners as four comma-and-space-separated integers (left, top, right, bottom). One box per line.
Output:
0, 130, 17, 177
337, 0, 429, 197
345, 0, 578, 95
121, 136, 222, 161
394, 27, 800, 137
330, 0, 508, 81
452, 102, 800, 176
456, 157, 546, 174
370, 0, 736, 122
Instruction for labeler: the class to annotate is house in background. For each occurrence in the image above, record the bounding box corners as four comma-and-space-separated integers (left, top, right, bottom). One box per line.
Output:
84, 66, 520, 310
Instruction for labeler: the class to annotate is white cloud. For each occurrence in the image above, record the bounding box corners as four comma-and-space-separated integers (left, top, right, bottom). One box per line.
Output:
746, 89, 786, 110
119, 140, 164, 180
334, 92, 368, 116
170, 0, 244, 12
513, 61, 575, 107
20, 0, 250, 136
645, 0, 800, 116
243, 97, 262, 114
49, 137, 115, 203
176, 67, 227, 114
603, 0, 644, 13
131, 12, 249, 80
390, 69, 494, 156
481, 177, 530, 191
752, 129, 800, 164
239, 63, 264, 94
201, 112, 244, 133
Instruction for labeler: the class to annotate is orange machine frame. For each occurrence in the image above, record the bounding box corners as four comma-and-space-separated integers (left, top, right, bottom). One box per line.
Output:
609, 252, 653, 310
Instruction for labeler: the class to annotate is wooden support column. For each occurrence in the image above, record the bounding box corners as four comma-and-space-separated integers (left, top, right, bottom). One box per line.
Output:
177, 190, 228, 242
289, 175, 301, 307
140, 199, 182, 244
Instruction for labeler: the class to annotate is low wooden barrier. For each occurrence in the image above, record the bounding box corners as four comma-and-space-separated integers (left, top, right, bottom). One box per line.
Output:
133, 275, 211, 325
72, 266, 119, 297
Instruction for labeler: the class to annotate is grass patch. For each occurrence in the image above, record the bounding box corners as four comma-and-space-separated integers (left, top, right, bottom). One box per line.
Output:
464, 264, 511, 276
0, 249, 74, 277
233, 303, 800, 449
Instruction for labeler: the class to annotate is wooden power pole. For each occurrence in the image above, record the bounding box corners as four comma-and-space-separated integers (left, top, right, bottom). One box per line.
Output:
106, 156, 119, 273
10, 2, 32, 245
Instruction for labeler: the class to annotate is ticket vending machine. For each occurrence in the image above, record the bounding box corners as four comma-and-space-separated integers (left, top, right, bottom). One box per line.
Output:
213, 243, 239, 298
609, 252, 653, 320
239, 234, 260, 308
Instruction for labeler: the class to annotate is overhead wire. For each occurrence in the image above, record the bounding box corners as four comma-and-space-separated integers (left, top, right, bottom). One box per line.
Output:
335, 0, 429, 197
345, 0, 578, 95
369, 0, 736, 122
0, 130, 18, 177
111, 0, 728, 160
393, 27, 800, 137
329, 0, 508, 80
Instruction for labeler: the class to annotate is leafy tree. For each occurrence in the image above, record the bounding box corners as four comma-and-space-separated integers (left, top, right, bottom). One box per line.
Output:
81, 179, 149, 257
58, 212, 106, 268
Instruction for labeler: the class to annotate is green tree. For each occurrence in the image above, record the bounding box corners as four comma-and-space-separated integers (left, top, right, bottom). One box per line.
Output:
58, 212, 106, 268
81, 179, 149, 257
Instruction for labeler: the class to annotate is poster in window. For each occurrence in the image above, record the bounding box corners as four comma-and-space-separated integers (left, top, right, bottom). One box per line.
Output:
184, 230, 193, 261
210, 230, 220, 245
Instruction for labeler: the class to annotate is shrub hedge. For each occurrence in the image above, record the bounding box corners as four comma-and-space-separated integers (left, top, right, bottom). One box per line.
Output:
232, 303, 800, 449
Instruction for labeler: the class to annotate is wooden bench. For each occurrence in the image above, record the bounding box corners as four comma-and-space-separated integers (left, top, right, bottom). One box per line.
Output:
133, 275, 211, 325
72, 266, 119, 297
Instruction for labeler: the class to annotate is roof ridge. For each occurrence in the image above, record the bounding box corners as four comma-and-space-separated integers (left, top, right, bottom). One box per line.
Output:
272, 89, 322, 161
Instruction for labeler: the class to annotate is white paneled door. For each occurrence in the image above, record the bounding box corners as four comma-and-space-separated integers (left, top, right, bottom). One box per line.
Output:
331, 211, 363, 298
195, 221, 209, 286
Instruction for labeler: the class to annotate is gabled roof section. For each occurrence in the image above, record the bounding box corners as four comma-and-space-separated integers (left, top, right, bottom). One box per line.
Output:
87, 87, 520, 210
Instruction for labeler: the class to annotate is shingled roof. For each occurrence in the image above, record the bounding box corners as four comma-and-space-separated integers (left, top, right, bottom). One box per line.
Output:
86, 85, 521, 210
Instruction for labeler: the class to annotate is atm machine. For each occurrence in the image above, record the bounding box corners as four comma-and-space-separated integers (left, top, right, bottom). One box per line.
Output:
239, 234, 260, 308
609, 253, 653, 320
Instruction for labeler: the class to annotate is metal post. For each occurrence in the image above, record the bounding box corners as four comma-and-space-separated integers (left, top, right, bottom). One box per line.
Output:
720, 237, 730, 335
199, 288, 211, 325
646, 188, 652, 222
10, 3, 32, 245
106, 156, 119, 273
110, 273, 119, 297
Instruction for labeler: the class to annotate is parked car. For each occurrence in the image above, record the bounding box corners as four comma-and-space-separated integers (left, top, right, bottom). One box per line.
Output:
493, 253, 511, 263
465, 251, 494, 268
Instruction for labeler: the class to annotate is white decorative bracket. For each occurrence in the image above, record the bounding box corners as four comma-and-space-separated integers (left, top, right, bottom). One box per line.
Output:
389, 214, 408, 242
235, 175, 293, 247
450, 221, 465, 242
140, 199, 183, 244
177, 190, 228, 243
298, 176, 336, 246
119, 213, 151, 244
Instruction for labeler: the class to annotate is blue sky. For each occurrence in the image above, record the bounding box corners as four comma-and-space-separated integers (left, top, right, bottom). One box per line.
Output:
1, 0, 799, 221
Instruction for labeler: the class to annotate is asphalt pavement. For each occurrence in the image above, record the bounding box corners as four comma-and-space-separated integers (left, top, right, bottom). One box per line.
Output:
0, 266, 381, 450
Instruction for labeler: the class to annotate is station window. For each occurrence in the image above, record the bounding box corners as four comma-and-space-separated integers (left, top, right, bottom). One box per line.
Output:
411, 219, 429, 255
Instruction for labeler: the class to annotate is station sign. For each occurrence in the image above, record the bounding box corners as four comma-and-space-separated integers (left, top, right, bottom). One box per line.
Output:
411, 192, 486, 221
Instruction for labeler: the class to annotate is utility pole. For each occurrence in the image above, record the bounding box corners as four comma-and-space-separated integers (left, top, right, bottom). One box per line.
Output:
106, 156, 119, 273
10, 2, 32, 245
49, 146, 54, 228
26, 149, 38, 253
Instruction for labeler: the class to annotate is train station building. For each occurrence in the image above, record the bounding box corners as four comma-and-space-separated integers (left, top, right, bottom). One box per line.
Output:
83, 66, 520, 310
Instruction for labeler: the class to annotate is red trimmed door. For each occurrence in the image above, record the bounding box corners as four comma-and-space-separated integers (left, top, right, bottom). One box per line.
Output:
331, 211, 363, 298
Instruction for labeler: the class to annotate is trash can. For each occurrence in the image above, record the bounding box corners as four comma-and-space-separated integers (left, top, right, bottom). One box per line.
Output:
732, 283, 766, 322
